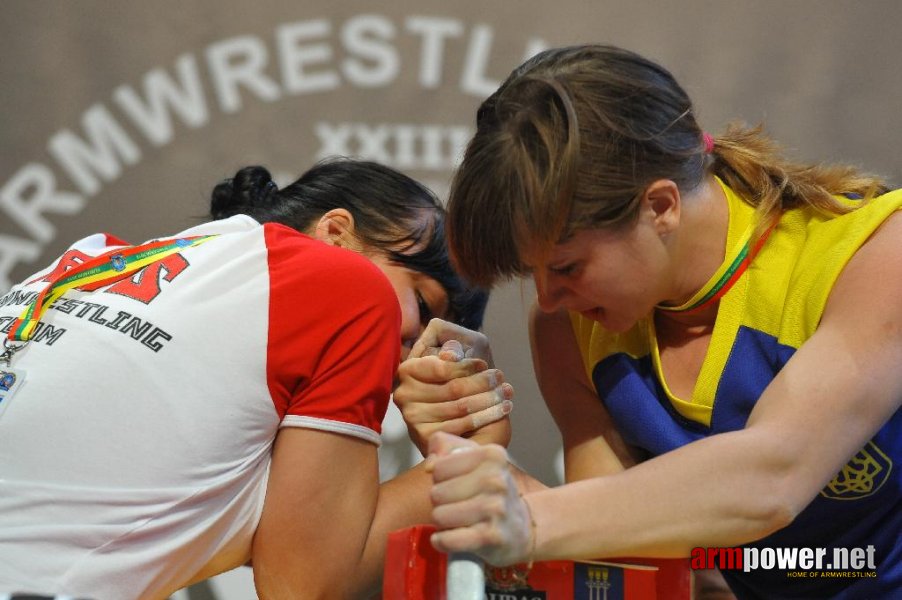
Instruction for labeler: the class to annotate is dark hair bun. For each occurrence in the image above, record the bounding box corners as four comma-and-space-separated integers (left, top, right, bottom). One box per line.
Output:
210, 166, 277, 220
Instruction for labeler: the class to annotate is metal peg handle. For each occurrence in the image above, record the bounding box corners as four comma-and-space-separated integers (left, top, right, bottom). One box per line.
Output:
447, 551, 485, 600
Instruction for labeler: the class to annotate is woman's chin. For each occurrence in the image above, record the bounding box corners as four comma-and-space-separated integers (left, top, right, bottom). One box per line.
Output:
581, 307, 637, 333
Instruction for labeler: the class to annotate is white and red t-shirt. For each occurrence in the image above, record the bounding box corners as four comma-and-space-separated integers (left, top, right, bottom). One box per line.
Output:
0, 215, 400, 598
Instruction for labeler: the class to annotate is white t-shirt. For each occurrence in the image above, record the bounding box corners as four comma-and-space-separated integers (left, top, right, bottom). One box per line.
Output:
0, 215, 400, 599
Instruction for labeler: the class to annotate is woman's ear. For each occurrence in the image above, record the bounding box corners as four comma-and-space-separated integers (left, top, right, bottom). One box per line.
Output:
312, 209, 358, 248
642, 179, 681, 236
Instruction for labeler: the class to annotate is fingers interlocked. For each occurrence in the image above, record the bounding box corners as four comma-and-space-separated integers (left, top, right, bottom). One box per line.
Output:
394, 343, 514, 452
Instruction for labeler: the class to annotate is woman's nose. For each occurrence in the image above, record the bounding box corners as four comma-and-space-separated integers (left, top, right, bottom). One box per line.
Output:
535, 274, 566, 313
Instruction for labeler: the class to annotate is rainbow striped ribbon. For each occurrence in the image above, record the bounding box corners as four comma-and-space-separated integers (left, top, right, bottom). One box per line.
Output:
8, 235, 217, 342
656, 221, 776, 314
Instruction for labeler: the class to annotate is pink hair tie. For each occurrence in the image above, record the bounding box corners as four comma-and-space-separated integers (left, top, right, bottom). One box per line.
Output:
702, 132, 715, 154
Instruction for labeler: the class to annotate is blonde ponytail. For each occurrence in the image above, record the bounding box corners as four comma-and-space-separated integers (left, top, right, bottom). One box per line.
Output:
710, 123, 887, 236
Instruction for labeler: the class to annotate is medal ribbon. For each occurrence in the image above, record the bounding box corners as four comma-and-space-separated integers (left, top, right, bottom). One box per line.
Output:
656, 221, 776, 313
8, 235, 217, 343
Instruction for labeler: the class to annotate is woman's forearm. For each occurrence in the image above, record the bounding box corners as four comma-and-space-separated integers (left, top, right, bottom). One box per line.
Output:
527, 428, 802, 561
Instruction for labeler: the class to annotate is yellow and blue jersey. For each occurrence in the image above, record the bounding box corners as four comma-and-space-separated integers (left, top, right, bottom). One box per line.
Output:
570, 180, 901, 598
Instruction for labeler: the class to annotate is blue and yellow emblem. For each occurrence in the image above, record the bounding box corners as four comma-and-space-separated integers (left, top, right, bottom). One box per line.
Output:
821, 441, 893, 500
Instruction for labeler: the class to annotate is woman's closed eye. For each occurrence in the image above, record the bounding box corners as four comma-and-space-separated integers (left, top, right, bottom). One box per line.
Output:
549, 262, 580, 277
416, 290, 434, 326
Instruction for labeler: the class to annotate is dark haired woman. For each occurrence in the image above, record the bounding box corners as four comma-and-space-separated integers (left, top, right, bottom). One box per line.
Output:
0, 159, 508, 598
421, 45, 901, 598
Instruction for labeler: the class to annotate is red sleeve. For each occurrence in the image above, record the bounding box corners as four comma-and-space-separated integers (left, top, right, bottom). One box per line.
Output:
264, 224, 400, 445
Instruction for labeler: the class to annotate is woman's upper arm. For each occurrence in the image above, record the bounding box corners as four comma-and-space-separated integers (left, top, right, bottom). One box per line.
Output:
252, 427, 380, 598
528, 301, 636, 480
746, 211, 902, 509
252, 250, 401, 597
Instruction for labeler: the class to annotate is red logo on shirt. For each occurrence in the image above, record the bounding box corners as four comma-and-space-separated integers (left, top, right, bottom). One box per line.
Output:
30, 249, 93, 284
104, 254, 190, 304
35, 249, 192, 305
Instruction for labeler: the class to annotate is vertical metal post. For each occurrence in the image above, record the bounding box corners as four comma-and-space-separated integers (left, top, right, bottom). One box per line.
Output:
447, 552, 485, 600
